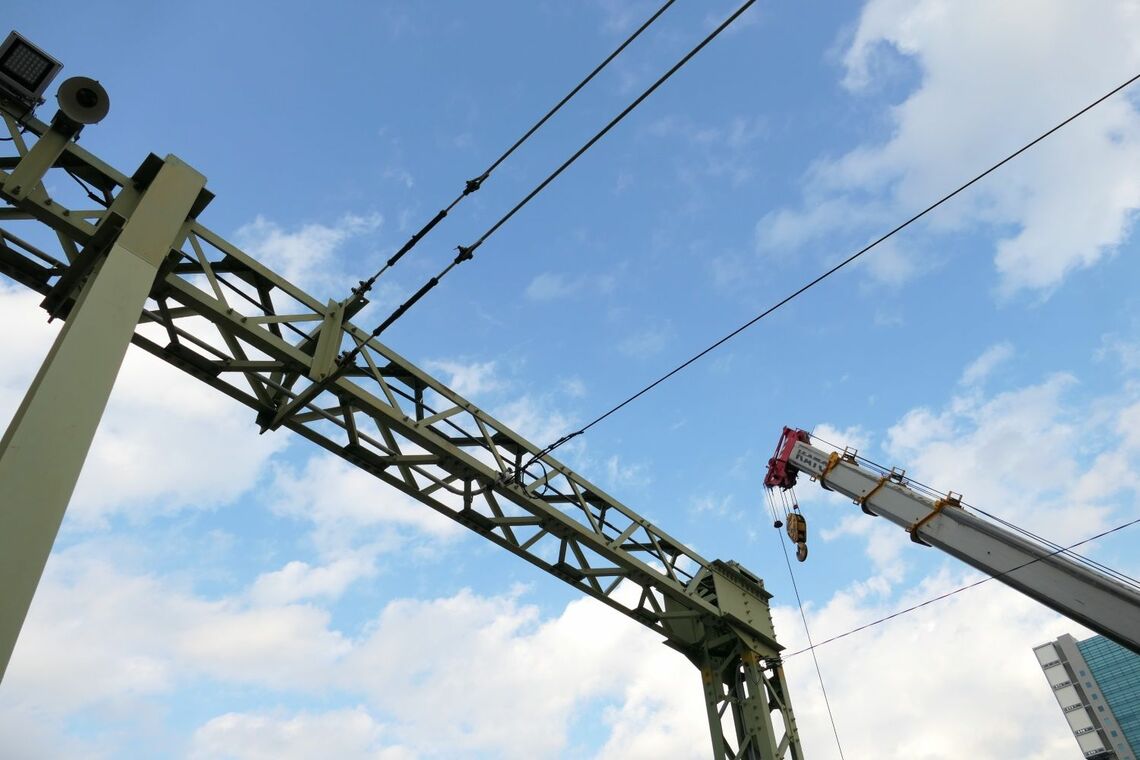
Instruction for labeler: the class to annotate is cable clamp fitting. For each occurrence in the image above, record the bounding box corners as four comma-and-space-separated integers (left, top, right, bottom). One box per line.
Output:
455, 244, 475, 264
464, 175, 485, 195
906, 492, 962, 546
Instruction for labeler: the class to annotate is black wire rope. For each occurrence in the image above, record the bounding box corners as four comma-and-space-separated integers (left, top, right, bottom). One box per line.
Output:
348, 0, 680, 302
969, 502, 1140, 590
782, 515, 1140, 658
456, 0, 757, 258
521, 68, 1140, 468
343, 0, 759, 365
773, 499, 847, 760
807, 432, 1140, 592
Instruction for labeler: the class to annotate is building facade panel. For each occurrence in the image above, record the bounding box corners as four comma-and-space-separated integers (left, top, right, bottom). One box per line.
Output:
1036, 634, 1139, 760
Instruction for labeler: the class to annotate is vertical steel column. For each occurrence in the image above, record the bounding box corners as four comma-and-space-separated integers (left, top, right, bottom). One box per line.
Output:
0, 154, 205, 680
700, 651, 731, 758
698, 641, 803, 760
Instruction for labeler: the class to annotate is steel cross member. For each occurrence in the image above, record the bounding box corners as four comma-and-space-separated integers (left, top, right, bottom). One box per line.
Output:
0, 102, 804, 758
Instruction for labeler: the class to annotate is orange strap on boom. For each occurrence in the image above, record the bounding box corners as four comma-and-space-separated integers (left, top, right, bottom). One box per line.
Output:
906, 493, 962, 545
818, 451, 840, 490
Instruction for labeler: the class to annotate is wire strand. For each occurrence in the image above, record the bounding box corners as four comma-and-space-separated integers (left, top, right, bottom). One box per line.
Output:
526, 68, 1140, 463
348, 0, 679, 301
806, 431, 1140, 592
783, 515, 1140, 658
459, 0, 756, 256
354, 0, 758, 344
776, 524, 847, 759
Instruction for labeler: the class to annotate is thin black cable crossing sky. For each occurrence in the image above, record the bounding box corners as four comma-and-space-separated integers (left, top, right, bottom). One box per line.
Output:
805, 434, 1140, 591
347, 0, 679, 303
522, 68, 1140, 466
782, 515, 1140, 659
772, 492, 847, 759
346, 0, 759, 360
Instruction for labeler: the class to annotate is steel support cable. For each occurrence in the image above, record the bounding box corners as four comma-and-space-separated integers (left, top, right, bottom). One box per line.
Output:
807, 433, 1140, 592
344, 0, 758, 369
774, 510, 847, 760
968, 502, 1140, 590
782, 515, 1140, 659
348, 0, 680, 303
523, 69, 1140, 469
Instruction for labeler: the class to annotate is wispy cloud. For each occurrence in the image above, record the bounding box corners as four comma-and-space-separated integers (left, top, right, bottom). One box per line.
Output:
644, 114, 769, 186
618, 321, 672, 358
960, 342, 1014, 386
422, 359, 503, 398
234, 212, 382, 297
764, 0, 1140, 294
524, 271, 615, 301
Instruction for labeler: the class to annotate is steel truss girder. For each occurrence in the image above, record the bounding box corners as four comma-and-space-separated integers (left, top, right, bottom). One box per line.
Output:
0, 104, 804, 759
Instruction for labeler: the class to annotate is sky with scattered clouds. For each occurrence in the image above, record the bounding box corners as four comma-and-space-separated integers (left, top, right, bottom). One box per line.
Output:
3, 1, 1140, 758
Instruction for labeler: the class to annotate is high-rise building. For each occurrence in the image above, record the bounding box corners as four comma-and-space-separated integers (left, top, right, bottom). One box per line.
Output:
1034, 633, 1140, 759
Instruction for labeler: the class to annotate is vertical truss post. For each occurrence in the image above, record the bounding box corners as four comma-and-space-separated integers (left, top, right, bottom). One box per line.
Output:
0, 154, 205, 680
690, 561, 805, 759
698, 642, 804, 760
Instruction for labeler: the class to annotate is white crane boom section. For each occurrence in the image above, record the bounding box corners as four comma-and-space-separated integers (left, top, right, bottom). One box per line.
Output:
782, 438, 1140, 655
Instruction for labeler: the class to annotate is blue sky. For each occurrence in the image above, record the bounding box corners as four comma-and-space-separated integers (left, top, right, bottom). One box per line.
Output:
2, 1, 1140, 758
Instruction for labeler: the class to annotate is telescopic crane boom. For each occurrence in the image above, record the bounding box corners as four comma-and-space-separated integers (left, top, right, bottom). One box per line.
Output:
764, 427, 1140, 655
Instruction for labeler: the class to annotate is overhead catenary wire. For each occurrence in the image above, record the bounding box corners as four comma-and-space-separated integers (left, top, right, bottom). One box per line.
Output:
345, 0, 759, 365
782, 515, 1140, 659
348, 0, 680, 303
523, 68, 1140, 467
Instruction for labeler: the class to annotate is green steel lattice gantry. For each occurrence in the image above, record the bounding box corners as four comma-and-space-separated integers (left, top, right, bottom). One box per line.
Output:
0, 34, 804, 760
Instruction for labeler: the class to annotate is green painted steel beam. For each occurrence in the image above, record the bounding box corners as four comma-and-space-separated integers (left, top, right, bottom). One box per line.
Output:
0, 99, 803, 759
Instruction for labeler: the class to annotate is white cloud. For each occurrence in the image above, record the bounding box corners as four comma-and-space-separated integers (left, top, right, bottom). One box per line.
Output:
267, 453, 464, 558
809, 423, 871, 455
1096, 331, 1140, 372
4, 549, 355, 706
234, 213, 382, 297
959, 341, 1015, 386
818, 513, 909, 584
618, 322, 672, 358
644, 114, 768, 186
0, 284, 60, 425
343, 589, 702, 759
595, 0, 661, 34
69, 349, 287, 526
381, 167, 415, 189
525, 271, 578, 300
4, 543, 707, 759
496, 394, 579, 453
191, 708, 414, 760
421, 358, 502, 398
880, 373, 1122, 541
0, 284, 286, 529
561, 376, 588, 398
768, 0, 1140, 293
773, 568, 1085, 759
604, 453, 651, 489
524, 271, 614, 301
249, 557, 377, 606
